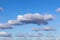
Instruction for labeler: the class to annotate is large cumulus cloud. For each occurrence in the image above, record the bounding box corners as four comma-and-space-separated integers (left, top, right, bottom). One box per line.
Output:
8, 13, 54, 25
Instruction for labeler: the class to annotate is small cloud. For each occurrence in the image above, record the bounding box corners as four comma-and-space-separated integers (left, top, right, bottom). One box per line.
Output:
42, 27, 55, 31
32, 26, 55, 31
0, 32, 11, 37
56, 8, 60, 12
0, 24, 12, 30
0, 7, 3, 12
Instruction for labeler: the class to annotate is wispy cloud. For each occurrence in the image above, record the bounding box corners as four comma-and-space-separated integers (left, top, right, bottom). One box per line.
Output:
32, 26, 55, 31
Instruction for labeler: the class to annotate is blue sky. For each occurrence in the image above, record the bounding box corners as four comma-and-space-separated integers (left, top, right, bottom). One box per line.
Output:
0, 0, 60, 40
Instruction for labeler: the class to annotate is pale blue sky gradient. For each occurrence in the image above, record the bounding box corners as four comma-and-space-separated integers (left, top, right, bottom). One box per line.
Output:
0, 0, 60, 40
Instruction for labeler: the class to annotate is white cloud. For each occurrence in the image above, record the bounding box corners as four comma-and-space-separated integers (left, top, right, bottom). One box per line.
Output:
16, 33, 25, 37
0, 24, 12, 29
17, 13, 54, 25
0, 32, 11, 37
56, 8, 60, 12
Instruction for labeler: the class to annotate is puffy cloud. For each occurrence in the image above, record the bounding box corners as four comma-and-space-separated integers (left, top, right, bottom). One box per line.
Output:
0, 24, 12, 29
0, 7, 3, 12
0, 32, 11, 37
16, 13, 54, 25
56, 8, 60, 12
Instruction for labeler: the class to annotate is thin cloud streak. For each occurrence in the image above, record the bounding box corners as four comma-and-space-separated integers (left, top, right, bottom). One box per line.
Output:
32, 26, 56, 31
